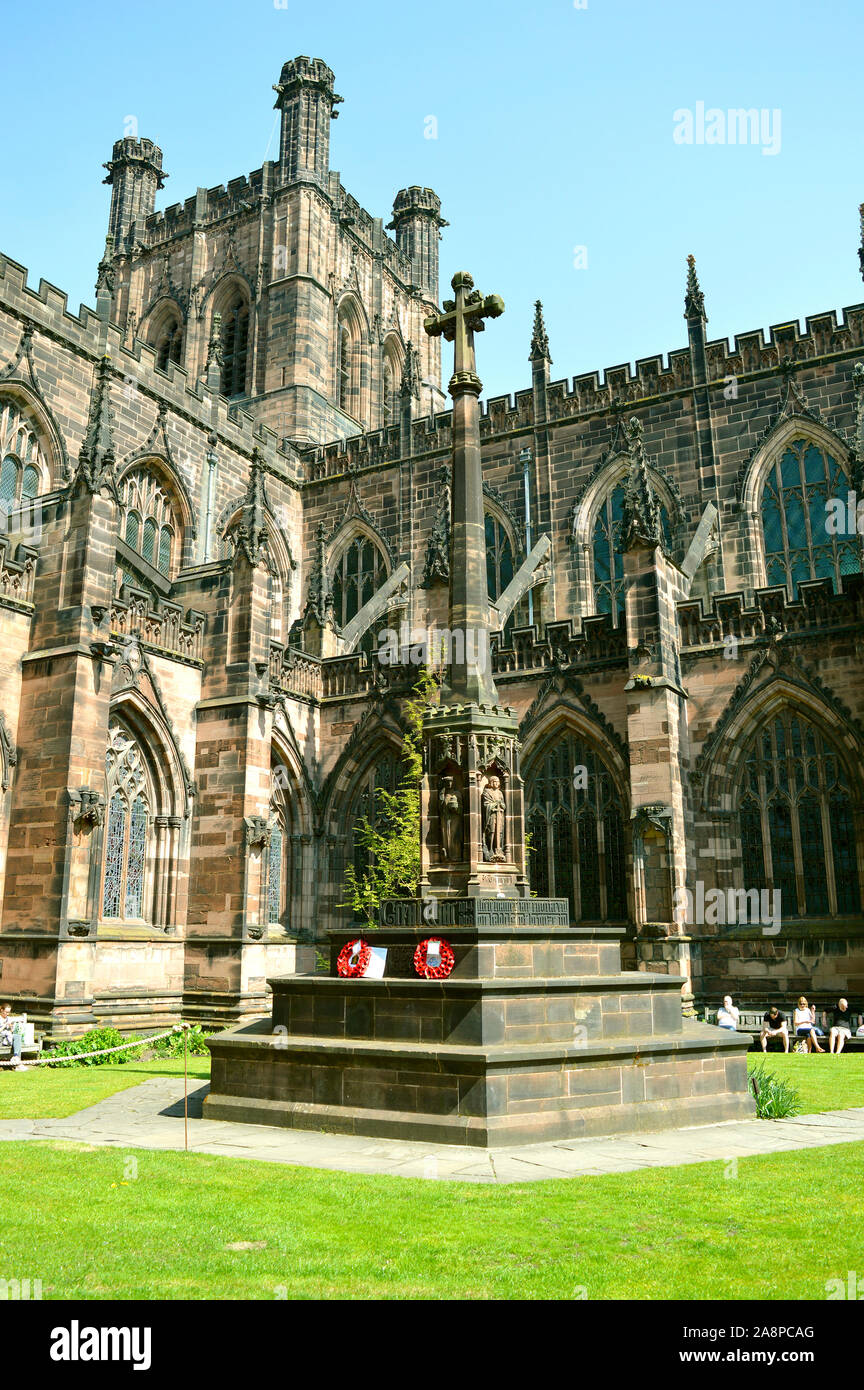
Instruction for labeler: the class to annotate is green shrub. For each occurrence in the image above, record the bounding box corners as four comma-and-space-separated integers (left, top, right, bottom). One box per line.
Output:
148, 1025, 213, 1058
47, 1027, 143, 1068
749, 1063, 803, 1119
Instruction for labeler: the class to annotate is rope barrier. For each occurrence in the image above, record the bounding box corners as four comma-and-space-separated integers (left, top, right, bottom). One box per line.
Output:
0, 1024, 190, 1068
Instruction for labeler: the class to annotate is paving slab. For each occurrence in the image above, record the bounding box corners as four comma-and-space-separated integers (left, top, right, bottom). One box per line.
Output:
2, 1080, 863, 1183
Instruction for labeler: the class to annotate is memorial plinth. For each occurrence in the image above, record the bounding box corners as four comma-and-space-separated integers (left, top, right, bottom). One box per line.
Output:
205, 897, 754, 1145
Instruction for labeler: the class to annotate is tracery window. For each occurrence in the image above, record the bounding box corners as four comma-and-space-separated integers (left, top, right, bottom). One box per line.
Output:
526, 731, 627, 923
382, 359, 396, 425
220, 295, 250, 397
102, 723, 152, 921
486, 511, 528, 643
267, 764, 289, 928
737, 710, 861, 918
0, 399, 44, 507
760, 438, 861, 597
350, 754, 398, 892
331, 534, 388, 628
155, 319, 183, 372
119, 467, 177, 585
336, 317, 353, 412
592, 480, 672, 626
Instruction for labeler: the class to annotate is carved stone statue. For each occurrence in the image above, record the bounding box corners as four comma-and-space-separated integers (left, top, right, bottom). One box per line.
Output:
438, 775, 462, 862
481, 775, 506, 861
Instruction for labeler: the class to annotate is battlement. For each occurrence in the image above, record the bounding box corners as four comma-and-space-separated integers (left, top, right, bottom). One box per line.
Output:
0, 251, 300, 473
274, 55, 338, 100
677, 573, 864, 650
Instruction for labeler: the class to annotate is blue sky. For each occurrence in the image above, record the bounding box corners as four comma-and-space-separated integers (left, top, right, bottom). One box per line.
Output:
2, 0, 862, 402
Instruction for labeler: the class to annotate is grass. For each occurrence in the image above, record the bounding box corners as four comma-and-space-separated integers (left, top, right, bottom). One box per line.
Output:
0, 1139, 860, 1300
747, 1050, 864, 1114
0, 1057, 210, 1120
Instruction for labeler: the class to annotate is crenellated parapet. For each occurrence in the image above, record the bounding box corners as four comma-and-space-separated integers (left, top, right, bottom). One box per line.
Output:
491, 615, 628, 677
677, 573, 864, 650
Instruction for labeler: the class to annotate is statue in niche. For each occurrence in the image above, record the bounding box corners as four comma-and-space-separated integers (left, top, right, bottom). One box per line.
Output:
481, 775, 506, 862
438, 775, 462, 862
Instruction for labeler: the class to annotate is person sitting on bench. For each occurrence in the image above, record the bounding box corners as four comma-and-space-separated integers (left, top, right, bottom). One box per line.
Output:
829, 998, 854, 1055
716, 995, 740, 1031
0, 1004, 26, 1071
761, 1005, 789, 1052
793, 997, 825, 1054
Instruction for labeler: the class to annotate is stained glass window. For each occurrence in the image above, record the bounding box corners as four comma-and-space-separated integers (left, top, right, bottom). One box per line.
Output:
525, 731, 626, 921
761, 438, 861, 597
0, 400, 46, 506
101, 725, 152, 922
336, 318, 352, 411
102, 792, 126, 918
331, 536, 388, 628
735, 710, 861, 918
485, 512, 528, 643
268, 823, 283, 924
118, 468, 176, 588
124, 797, 148, 918
592, 481, 673, 626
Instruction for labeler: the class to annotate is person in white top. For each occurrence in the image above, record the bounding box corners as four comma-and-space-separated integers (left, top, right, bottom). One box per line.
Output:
793, 996, 825, 1054
716, 995, 740, 1031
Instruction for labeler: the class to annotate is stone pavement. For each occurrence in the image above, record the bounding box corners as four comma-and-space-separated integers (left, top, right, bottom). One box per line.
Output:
1, 1077, 863, 1183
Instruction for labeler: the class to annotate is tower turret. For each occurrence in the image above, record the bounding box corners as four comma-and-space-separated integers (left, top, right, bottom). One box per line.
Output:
273, 56, 342, 187
102, 138, 166, 249
387, 187, 447, 302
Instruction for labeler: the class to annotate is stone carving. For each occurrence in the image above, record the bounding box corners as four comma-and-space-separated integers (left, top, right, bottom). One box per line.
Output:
481, 775, 506, 861
71, 788, 104, 829
245, 816, 271, 850
438, 775, 462, 862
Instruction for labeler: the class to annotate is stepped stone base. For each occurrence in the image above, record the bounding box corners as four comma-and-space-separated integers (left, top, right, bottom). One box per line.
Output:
205, 907, 755, 1146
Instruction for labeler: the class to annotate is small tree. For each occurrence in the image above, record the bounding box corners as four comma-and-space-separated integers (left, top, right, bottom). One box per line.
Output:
341, 668, 437, 924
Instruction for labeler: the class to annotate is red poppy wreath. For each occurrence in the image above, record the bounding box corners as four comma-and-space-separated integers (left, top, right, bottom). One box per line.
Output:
337, 938, 372, 977
413, 937, 455, 980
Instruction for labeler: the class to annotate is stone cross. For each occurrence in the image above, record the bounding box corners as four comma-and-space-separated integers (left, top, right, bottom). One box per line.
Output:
425, 270, 504, 390
424, 272, 504, 706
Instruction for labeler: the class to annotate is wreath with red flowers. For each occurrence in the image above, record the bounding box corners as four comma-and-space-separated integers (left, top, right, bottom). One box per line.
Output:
413, 937, 455, 980
337, 938, 372, 977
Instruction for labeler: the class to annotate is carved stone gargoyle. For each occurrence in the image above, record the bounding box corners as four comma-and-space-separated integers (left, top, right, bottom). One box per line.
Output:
70, 787, 104, 830
244, 815, 271, 850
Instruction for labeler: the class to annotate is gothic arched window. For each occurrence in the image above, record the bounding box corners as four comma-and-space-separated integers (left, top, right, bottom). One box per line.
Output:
268, 763, 290, 928
737, 710, 861, 918
486, 510, 528, 643
118, 466, 178, 586
220, 295, 250, 397
760, 438, 860, 597
331, 534, 388, 628
349, 754, 398, 896
155, 319, 183, 372
336, 316, 353, 412
525, 730, 627, 923
102, 724, 152, 921
592, 480, 672, 626
0, 399, 45, 507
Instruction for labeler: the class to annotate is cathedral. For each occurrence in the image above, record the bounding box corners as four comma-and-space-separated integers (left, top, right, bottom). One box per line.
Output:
0, 56, 862, 1038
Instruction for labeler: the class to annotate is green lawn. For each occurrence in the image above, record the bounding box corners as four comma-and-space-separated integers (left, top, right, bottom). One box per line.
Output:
0, 1139, 860, 1299
747, 1050, 864, 1113
0, 1057, 210, 1120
